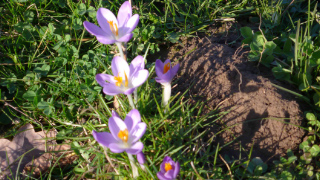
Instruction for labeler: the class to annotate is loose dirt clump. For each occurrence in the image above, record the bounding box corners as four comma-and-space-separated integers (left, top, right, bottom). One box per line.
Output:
154, 33, 306, 162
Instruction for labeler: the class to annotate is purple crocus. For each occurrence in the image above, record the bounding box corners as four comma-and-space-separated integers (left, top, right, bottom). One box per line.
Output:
155, 59, 179, 85
83, 1, 139, 44
95, 55, 148, 96
154, 59, 179, 112
92, 109, 146, 154
157, 156, 180, 180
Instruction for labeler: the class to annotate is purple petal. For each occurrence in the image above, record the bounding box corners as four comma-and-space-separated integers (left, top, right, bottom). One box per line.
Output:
130, 69, 149, 88
109, 143, 126, 153
109, 116, 127, 141
170, 63, 180, 79
124, 109, 141, 133
96, 35, 117, 44
155, 77, 171, 85
155, 59, 165, 77
102, 84, 122, 96
160, 160, 166, 173
92, 131, 117, 148
126, 141, 143, 154
111, 56, 130, 77
160, 156, 174, 172
163, 156, 174, 163
157, 172, 171, 180
131, 55, 145, 70
96, 74, 116, 86
156, 59, 174, 83
117, 33, 133, 42
161, 69, 174, 83
97, 8, 117, 35
129, 55, 145, 77
173, 161, 180, 178
112, 110, 120, 118
163, 59, 171, 66
136, 152, 146, 165
164, 168, 175, 179
122, 14, 139, 34
123, 88, 135, 95
117, 1, 132, 28
130, 122, 146, 143
83, 21, 108, 36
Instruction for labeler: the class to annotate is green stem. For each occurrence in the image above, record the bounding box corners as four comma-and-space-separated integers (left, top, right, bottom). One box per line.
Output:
127, 153, 139, 178
134, 89, 138, 105
127, 94, 136, 109
116, 42, 125, 60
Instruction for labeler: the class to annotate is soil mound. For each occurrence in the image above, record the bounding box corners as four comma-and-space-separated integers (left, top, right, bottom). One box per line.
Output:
156, 35, 306, 162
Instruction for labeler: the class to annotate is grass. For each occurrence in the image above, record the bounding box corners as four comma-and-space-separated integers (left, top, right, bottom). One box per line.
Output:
1, 0, 320, 179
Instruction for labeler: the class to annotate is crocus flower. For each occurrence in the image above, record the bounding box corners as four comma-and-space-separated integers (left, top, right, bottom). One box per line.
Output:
154, 59, 179, 112
155, 59, 179, 85
95, 55, 148, 96
157, 156, 180, 180
83, 1, 139, 44
92, 109, 146, 154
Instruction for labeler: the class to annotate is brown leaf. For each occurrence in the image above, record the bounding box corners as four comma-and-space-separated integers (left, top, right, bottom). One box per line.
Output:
22, 144, 77, 178
0, 124, 56, 179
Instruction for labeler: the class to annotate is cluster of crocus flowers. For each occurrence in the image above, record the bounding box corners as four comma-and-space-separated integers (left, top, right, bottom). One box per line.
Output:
95, 55, 148, 108
157, 156, 180, 180
155, 59, 180, 112
83, 1, 139, 45
86, 1, 181, 179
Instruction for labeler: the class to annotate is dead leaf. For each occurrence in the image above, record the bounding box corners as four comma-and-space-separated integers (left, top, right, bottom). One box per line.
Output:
23, 144, 77, 178
0, 124, 57, 179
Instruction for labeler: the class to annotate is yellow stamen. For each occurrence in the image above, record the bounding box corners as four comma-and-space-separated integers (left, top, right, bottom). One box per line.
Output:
124, 72, 128, 87
108, 21, 119, 36
163, 63, 171, 74
114, 72, 128, 87
117, 129, 129, 142
114, 74, 123, 87
165, 163, 172, 172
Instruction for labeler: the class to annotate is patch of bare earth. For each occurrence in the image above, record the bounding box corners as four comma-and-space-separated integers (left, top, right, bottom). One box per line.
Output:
151, 30, 307, 162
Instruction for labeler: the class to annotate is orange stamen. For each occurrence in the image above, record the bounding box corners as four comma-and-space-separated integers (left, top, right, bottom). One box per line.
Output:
114, 72, 128, 87
165, 163, 172, 172
124, 72, 128, 87
108, 21, 119, 36
163, 63, 171, 74
114, 74, 123, 87
117, 129, 129, 142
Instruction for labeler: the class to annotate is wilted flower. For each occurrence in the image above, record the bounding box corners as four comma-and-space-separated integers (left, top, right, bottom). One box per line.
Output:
155, 59, 179, 85
95, 55, 148, 96
157, 156, 180, 180
137, 152, 146, 165
137, 151, 146, 171
92, 109, 146, 154
83, 1, 139, 44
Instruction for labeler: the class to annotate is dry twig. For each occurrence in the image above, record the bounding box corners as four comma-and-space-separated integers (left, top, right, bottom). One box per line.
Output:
219, 154, 232, 179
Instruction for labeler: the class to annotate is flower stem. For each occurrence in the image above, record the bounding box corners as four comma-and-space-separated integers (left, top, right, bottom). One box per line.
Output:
134, 89, 138, 105
162, 83, 171, 113
127, 94, 136, 109
127, 153, 139, 179
116, 42, 125, 60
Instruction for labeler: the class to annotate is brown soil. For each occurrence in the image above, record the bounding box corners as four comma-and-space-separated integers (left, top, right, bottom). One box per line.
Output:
149, 26, 307, 162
